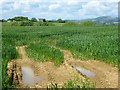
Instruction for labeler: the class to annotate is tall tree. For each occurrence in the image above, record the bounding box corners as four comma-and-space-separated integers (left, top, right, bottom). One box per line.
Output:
31, 18, 37, 22
9, 16, 29, 21
43, 19, 46, 22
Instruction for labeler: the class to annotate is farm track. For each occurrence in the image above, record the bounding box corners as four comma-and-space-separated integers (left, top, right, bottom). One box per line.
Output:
61, 49, 118, 88
8, 46, 118, 88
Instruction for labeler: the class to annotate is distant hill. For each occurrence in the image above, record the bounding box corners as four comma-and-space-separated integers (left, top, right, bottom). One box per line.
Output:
80, 16, 118, 23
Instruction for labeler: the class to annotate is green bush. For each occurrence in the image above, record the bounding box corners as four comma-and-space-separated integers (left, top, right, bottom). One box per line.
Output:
57, 19, 66, 23
11, 22, 20, 26
8, 16, 29, 21
20, 21, 33, 26
31, 18, 37, 22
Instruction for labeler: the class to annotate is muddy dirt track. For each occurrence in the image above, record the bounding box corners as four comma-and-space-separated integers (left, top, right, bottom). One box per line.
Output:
7, 46, 118, 88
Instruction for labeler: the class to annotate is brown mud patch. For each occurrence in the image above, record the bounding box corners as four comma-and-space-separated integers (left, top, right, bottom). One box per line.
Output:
61, 49, 118, 88
7, 46, 85, 88
7, 46, 118, 88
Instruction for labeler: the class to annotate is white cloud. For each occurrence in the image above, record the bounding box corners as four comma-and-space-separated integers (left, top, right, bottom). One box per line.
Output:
78, 1, 118, 19
22, 10, 31, 14
99, 0, 119, 2
49, 3, 60, 11
79, 1, 103, 15
0, 0, 4, 6
66, 0, 81, 5
1, 0, 119, 20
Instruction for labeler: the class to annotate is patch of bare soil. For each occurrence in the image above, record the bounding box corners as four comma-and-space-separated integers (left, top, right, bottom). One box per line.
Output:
61, 49, 118, 88
7, 46, 85, 88
7, 46, 118, 88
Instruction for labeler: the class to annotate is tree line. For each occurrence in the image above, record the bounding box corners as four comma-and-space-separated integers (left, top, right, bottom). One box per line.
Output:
1, 16, 67, 26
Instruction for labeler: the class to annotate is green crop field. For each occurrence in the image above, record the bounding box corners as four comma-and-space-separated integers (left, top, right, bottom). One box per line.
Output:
2, 25, 118, 88
25, 43, 64, 66
2, 39, 19, 88
3, 26, 118, 66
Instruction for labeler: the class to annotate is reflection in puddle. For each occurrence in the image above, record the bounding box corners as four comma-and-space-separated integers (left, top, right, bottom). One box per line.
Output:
72, 66, 95, 77
21, 66, 42, 85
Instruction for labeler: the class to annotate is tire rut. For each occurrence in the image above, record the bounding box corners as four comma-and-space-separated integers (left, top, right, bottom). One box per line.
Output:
59, 49, 118, 88
8, 46, 118, 88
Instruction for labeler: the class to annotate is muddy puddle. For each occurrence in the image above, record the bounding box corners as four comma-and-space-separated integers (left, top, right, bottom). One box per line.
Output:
72, 66, 95, 77
21, 66, 43, 85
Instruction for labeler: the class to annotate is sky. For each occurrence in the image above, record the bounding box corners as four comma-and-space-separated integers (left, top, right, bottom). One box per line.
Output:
0, 0, 119, 20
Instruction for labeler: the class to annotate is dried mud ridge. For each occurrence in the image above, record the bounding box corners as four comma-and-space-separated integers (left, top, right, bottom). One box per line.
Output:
7, 46, 118, 88
7, 61, 23, 86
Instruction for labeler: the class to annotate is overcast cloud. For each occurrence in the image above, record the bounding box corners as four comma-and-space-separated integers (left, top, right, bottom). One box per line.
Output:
1, 0, 119, 20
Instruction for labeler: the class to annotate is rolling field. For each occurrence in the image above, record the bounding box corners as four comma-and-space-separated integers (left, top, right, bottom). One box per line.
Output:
2, 25, 118, 88
3, 26, 118, 66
